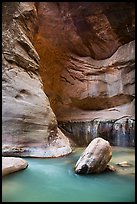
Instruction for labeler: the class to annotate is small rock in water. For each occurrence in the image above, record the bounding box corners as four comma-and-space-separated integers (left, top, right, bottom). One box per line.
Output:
116, 161, 132, 167
2, 157, 28, 176
105, 164, 116, 172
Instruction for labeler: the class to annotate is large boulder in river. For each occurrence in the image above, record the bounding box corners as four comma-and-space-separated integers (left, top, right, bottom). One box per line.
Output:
74, 137, 112, 174
2, 157, 28, 176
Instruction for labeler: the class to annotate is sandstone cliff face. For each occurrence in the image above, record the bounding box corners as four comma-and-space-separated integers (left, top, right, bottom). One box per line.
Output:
2, 2, 135, 149
2, 2, 72, 157
34, 2, 135, 121
34, 2, 135, 146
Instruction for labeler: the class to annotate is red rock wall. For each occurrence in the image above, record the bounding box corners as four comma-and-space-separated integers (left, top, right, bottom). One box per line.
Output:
34, 2, 135, 122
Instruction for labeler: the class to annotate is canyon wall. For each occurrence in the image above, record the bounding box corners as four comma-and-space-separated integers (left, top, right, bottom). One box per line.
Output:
34, 2, 135, 146
2, 2, 72, 157
2, 2, 135, 150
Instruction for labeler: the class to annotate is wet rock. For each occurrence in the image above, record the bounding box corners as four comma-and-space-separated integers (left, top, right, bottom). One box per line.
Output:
2, 128, 72, 158
58, 118, 135, 147
2, 157, 28, 176
105, 164, 116, 172
116, 161, 132, 167
74, 137, 112, 174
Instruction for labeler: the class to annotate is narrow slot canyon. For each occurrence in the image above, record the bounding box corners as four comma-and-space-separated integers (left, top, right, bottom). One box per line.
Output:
2, 2, 135, 157
2, 2, 135, 202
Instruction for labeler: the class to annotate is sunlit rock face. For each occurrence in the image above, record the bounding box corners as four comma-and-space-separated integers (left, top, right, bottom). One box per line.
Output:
2, 2, 72, 157
34, 2, 135, 146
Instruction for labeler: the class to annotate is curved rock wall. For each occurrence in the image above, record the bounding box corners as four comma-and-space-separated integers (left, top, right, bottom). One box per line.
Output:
34, 2, 135, 146
2, 2, 135, 149
34, 2, 135, 120
2, 2, 72, 157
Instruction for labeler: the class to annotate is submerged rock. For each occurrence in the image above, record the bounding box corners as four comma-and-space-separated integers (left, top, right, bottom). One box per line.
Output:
105, 164, 116, 172
74, 137, 112, 174
2, 157, 28, 176
116, 161, 132, 167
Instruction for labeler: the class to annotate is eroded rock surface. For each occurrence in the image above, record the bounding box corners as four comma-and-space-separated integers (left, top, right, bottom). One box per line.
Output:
2, 128, 72, 157
2, 157, 28, 176
59, 117, 135, 146
2, 2, 135, 150
34, 2, 135, 146
2, 2, 72, 157
34, 2, 135, 122
74, 137, 112, 174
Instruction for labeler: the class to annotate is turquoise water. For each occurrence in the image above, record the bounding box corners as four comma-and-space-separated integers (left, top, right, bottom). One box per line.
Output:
2, 147, 135, 202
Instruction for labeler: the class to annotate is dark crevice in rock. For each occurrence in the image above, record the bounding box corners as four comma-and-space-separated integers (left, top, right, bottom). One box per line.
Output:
104, 2, 135, 44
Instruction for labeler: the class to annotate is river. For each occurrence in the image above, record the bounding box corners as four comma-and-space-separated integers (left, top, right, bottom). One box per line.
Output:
2, 146, 135, 202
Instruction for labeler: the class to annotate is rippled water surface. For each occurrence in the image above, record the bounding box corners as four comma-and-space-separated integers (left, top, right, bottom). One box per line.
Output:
2, 147, 135, 202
